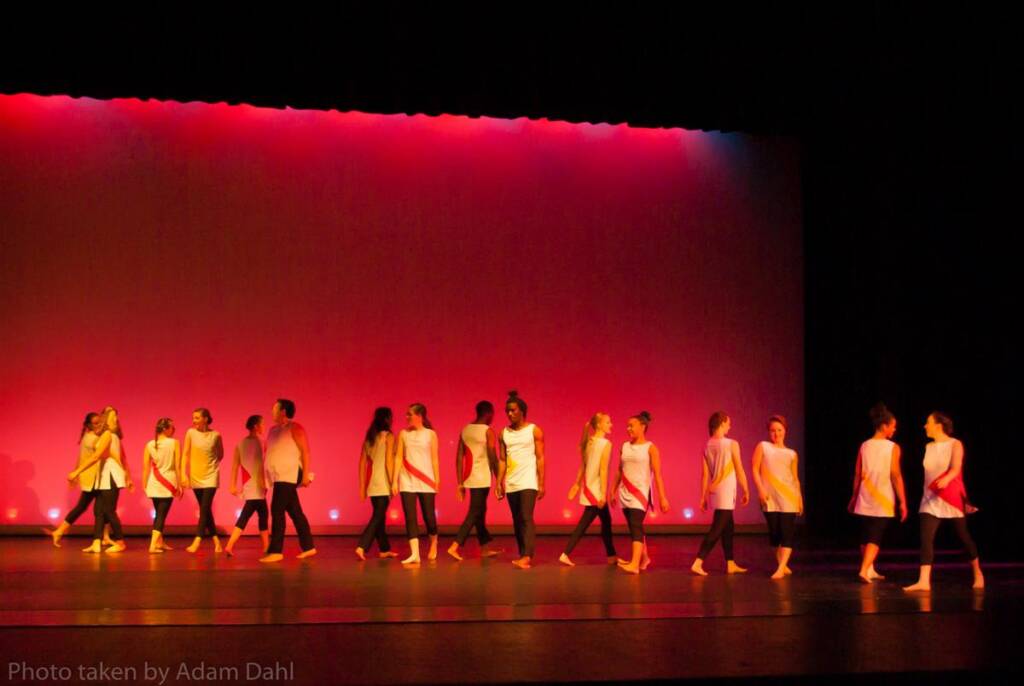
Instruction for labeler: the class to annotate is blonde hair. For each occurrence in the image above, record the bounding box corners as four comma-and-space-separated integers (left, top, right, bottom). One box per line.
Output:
579, 412, 609, 461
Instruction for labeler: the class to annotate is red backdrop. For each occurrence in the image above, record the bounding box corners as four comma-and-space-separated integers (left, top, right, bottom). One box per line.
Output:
0, 94, 802, 528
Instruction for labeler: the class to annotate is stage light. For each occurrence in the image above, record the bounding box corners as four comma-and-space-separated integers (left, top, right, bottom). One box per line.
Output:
5, 508, 16, 520
329, 509, 339, 521
150, 509, 156, 519
562, 509, 572, 519
389, 510, 399, 521
649, 511, 658, 519
48, 508, 60, 520
683, 508, 694, 519
235, 509, 242, 518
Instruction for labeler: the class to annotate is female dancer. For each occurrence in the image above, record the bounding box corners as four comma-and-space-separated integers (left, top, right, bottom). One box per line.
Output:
691, 411, 750, 576
560, 412, 617, 566
356, 407, 398, 561
903, 412, 984, 591
751, 415, 803, 579
849, 403, 908, 583
496, 390, 546, 569
391, 403, 440, 567
69, 407, 131, 553
609, 411, 669, 574
142, 417, 181, 553
448, 401, 500, 561
182, 407, 224, 553
48, 412, 105, 546
225, 415, 269, 556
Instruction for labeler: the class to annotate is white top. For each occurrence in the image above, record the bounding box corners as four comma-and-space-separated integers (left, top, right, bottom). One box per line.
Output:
77, 432, 99, 492
366, 433, 391, 497
98, 434, 125, 490
760, 441, 800, 513
461, 424, 491, 489
399, 428, 436, 493
618, 440, 651, 511
145, 437, 179, 498
919, 439, 964, 519
235, 436, 266, 500
503, 424, 538, 493
853, 438, 896, 518
266, 423, 302, 484
580, 436, 610, 507
704, 437, 737, 511
185, 428, 221, 489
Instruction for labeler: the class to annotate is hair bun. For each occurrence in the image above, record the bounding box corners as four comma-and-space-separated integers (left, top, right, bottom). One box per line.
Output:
507, 389, 519, 398
638, 411, 652, 423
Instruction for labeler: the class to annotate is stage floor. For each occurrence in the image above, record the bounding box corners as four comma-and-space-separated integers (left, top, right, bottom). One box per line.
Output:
1, 534, 1020, 684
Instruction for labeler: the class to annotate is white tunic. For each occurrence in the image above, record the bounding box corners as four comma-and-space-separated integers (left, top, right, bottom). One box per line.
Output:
580, 437, 610, 507
618, 441, 651, 511
98, 434, 126, 490
399, 428, 436, 493
185, 429, 221, 489
366, 433, 391, 497
760, 442, 800, 513
461, 424, 491, 489
919, 439, 964, 519
266, 423, 302, 484
235, 436, 266, 500
704, 437, 737, 511
144, 437, 178, 498
853, 438, 896, 518
503, 424, 538, 493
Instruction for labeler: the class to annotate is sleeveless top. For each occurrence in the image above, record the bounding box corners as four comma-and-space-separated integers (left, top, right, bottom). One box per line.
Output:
503, 424, 538, 493
366, 432, 391, 497
185, 429, 221, 488
461, 424, 491, 489
760, 441, 800, 513
266, 423, 302, 484
97, 434, 125, 490
76, 432, 99, 492
919, 439, 964, 519
580, 436, 610, 507
144, 437, 178, 498
235, 436, 266, 500
704, 437, 737, 510
618, 440, 652, 511
399, 428, 436, 493
853, 438, 896, 517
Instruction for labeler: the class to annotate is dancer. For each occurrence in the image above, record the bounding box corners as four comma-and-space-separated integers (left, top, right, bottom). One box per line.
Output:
225, 415, 269, 556
849, 403, 908, 583
560, 412, 617, 566
392, 403, 440, 567
751, 415, 803, 579
48, 412, 105, 547
355, 407, 397, 561
691, 411, 750, 576
903, 412, 984, 591
69, 407, 131, 553
609, 411, 669, 574
260, 398, 317, 562
496, 390, 546, 569
142, 417, 181, 553
182, 407, 224, 554
448, 401, 500, 561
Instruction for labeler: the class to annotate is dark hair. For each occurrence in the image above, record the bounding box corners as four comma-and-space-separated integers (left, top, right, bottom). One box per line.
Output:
869, 403, 895, 430
245, 415, 263, 431
154, 417, 173, 451
276, 398, 296, 419
767, 415, 787, 430
708, 411, 729, 436
475, 400, 494, 418
364, 407, 393, 446
632, 410, 652, 432
79, 412, 100, 443
408, 403, 434, 430
194, 407, 213, 426
930, 411, 954, 436
505, 389, 527, 417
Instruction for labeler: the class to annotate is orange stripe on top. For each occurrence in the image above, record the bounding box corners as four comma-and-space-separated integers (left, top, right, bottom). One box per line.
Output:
710, 459, 734, 490
860, 473, 895, 516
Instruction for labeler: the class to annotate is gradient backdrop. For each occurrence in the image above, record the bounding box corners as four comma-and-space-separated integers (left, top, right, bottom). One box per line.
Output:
0, 93, 802, 530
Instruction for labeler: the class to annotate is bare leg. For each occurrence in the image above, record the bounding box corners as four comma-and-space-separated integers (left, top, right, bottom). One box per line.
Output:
402, 538, 421, 566
447, 542, 463, 561
903, 564, 932, 592
617, 541, 643, 574
224, 528, 242, 556
859, 543, 881, 582
558, 553, 575, 566
971, 558, 985, 589
772, 547, 793, 579
690, 557, 708, 576
149, 530, 163, 554
427, 535, 438, 561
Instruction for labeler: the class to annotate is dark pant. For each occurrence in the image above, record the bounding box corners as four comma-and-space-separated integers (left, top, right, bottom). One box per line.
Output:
64, 490, 98, 525
919, 512, 978, 565
357, 495, 392, 552
507, 489, 538, 558
93, 487, 123, 541
267, 481, 315, 554
235, 499, 269, 531
697, 509, 735, 560
151, 497, 173, 532
565, 505, 616, 556
765, 511, 796, 548
623, 507, 647, 543
455, 487, 494, 546
858, 514, 889, 546
401, 492, 438, 538
193, 488, 218, 538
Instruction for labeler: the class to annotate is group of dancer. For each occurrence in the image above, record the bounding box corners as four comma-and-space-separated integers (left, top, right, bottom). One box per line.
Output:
46, 392, 984, 587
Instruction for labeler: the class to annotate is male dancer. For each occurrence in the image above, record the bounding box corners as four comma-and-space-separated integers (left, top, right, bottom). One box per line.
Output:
259, 398, 317, 562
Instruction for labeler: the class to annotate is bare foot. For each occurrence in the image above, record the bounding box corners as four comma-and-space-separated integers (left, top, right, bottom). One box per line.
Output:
149, 546, 164, 554
213, 538, 223, 554
770, 568, 786, 580
558, 553, 575, 567
224, 548, 234, 557
690, 560, 708, 576
82, 541, 102, 554
43, 527, 62, 548
185, 541, 200, 554
858, 573, 873, 584
973, 576, 985, 590
355, 547, 366, 561
446, 544, 463, 561
259, 554, 284, 563
379, 551, 398, 559
296, 548, 317, 559
783, 566, 793, 576
511, 558, 532, 569
427, 546, 438, 562
726, 561, 748, 574
102, 536, 115, 547
867, 567, 885, 581
160, 542, 174, 551
481, 546, 502, 558
640, 558, 652, 571
902, 581, 931, 592
618, 560, 640, 574
105, 542, 126, 554
401, 553, 420, 566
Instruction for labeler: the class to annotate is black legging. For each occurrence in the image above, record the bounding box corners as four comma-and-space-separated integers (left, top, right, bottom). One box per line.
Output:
455, 487, 494, 546
357, 495, 392, 552
234, 499, 269, 531
267, 481, 316, 554
564, 505, 616, 556
507, 489, 538, 558
63, 490, 98, 525
765, 512, 796, 548
193, 488, 218, 538
697, 509, 735, 561
151, 497, 173, 532
623, 507, 647, 543
919, 513, 979, 565
401, 492, 438, 538
93, 487, 123, 541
